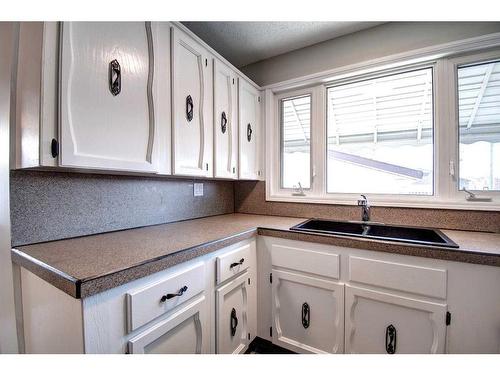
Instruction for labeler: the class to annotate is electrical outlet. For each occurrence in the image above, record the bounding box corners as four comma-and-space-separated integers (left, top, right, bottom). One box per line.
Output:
193, 183, 204, 197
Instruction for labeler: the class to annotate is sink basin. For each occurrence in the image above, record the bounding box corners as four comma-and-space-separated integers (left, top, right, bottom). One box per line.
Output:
290, 219, 459, 248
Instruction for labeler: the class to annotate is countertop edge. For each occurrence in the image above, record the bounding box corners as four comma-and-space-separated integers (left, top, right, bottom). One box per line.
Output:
11, 220, 500, 300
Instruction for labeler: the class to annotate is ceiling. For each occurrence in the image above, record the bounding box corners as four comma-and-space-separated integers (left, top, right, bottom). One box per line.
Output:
182, 22, 385, 68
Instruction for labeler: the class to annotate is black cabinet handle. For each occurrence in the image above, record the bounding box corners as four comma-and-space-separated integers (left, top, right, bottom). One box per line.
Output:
109, 59, 121, 96
221, 111, 227, 134
230, 308, 238, 337
385, 324, 397, 354
229, 258, 244, 269
302, 302, 310, 329
186, 95, 194, 122
160, 285, 188, 303
247, 123, 253, 142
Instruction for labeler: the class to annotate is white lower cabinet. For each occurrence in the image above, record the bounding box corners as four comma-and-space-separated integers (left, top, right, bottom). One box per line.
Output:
271, 269, 344, 354
128, 295, 209, 354
344, 286, 447, 354
216, 271, 251, 354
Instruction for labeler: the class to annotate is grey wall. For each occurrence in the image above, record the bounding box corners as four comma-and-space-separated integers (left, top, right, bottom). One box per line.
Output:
241, 22, 500, 86
10, 170, 234, 246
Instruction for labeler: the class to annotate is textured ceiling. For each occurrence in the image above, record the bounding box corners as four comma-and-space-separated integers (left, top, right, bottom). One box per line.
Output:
182, 22, 385, 67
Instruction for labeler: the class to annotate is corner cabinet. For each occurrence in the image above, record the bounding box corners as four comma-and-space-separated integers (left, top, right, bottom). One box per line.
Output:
238, 79, 262, 180
213, 60, 239, 179
171, 27, 213, 177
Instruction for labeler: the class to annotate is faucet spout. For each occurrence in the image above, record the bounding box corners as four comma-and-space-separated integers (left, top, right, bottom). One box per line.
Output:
357, 194, 370, 222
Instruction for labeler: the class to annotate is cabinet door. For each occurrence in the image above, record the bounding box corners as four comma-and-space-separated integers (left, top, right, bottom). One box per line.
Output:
345, 286, 447, 354
214, 60, 238, 179
216, 272, 251, 354
59, 22, 159, 172
238, 79, 261, 180
171, 26, 213, 177
271, 269, 344, 354
128, 295, 208, 354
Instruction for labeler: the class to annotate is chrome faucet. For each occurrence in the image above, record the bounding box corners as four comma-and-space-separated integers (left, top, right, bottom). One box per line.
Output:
357, 194, 370, 222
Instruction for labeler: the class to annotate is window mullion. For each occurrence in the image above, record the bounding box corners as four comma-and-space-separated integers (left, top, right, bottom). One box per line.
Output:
311, 85, 326, 197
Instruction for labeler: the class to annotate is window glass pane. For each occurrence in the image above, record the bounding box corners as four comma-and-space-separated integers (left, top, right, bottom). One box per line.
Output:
458, 60, 500, 191
327, 68, 434, 195
281, 95, 311, 189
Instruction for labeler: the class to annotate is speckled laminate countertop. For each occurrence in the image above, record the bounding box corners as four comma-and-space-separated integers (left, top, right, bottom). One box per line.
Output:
12, 213, 500, 299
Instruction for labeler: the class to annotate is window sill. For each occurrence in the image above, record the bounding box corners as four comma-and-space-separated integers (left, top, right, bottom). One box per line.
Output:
266, 193, 500, 212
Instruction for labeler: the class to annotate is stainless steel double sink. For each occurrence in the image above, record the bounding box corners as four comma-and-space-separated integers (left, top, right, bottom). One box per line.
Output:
290, 218, 459, 248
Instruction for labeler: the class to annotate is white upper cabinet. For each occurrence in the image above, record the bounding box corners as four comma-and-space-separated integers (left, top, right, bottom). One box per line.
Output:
238, 79, 261, 180
59, 22, 165, 173
213, 60, 238, 179
171, 26, 213, 177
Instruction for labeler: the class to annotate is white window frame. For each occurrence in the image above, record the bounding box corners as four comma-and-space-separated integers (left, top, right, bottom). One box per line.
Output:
266, 45, 500, 211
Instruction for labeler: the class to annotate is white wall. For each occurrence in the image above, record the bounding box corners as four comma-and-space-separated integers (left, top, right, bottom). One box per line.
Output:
0, 22, 19, 353
241, 22, 500, 86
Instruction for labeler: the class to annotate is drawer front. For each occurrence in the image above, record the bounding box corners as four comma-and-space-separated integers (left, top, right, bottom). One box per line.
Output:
349, 256, 447, 299
216, 243, 252, 284
127, 262, 205, 332
271, 244, 339, 279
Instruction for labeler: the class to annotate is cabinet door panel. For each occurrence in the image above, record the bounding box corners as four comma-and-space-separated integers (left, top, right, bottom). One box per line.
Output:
60, 22, 158, 172
214, 60, 238, 179
128, 295, 208, 354
345, 286, 447, 354
216, 272, 250, 354
238, 79, 261, 180
272, 269, 344, 354
171, 27, 213, 177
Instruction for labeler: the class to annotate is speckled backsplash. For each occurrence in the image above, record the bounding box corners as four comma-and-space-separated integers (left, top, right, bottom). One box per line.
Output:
234, 181, 500, 233
10, 170, 234, 246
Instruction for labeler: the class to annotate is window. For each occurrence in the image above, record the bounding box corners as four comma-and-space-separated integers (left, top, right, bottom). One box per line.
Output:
326, 68, 434, 195
268, 48, 500, 209
280, 94, 311, 189
457, 60, 500, 191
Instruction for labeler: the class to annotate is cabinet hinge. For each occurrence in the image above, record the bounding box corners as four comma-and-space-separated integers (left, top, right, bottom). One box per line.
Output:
232, 78, 235, 85
248, 278, 251, 285
51, 138, 59, 158
270, 326, 272, 337
248, 333, 251, 340
269, 273, 272, 284
205, 58, 208, 67
446, 311, 451, 326
258, 96, 261, 103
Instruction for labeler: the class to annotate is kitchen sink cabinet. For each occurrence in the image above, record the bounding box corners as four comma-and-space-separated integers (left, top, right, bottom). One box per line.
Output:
271, 269, 344, 354
259, 236, 500, 354
344, 286, 447, 354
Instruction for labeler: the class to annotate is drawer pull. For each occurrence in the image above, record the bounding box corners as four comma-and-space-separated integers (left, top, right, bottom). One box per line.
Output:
302, 302, 310, 329
230, 308, 238, 337
160, 285, 188, 303
229, 258, 245, 270
385, 324, 397, 354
